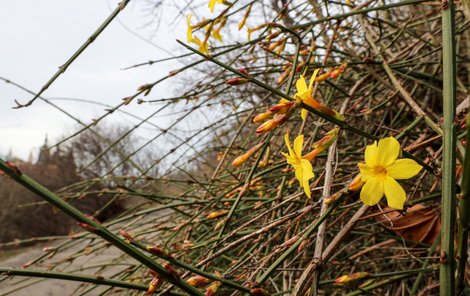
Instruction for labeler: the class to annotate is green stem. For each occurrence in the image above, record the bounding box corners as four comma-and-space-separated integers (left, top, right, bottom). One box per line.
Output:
0, 268, 150, 293
440, 1, 457, 295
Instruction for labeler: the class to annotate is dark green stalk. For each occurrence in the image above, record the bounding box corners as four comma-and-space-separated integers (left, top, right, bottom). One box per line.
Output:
0, 159, 204, 296
0, 268, 149, 292
440, 0, 457, 294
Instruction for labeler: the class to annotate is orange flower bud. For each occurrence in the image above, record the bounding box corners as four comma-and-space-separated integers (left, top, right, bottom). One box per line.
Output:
330, 62, 348, 79
277, 67, 291, 85
315, 69, 333, 82
205, 281, 221, 296
294, 61, 305, 73
232, 142, 264, 167
330, 69, 341, 79
348, 174, 365, 192
275, 39, 287, 55
256, 114, 288, 134
266, 30, 281, 40
187, 276, 211, 287
207, 210, 229, 219
269, 101, 296, 114
335, 272, 369, 285
268, 39, 283, 52
314, 128, 339, 150
226, 77, 249, 85
253, 111, 273, 123
255, 119, 276, 134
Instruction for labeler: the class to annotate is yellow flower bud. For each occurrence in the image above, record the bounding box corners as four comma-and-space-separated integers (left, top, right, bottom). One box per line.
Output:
205, 281, 221, 296
207, 210, 229, 219
269, 101, 296, 114
147, 277, 162, 294
348, 174, 365, 192
335, 272, 369, 285
187, 276, 211, 287
238, 4, 252, 30
256, 114, 288, 133
232, 142, 264, 167
253, 110, 273, 123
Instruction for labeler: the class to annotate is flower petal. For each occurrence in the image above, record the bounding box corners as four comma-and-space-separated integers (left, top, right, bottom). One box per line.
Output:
383, 176, 406, 210
293, 135, 304, 157
358, 163, 374, 182
386, 158, 423, 180
376, 137, 400, 167
308, 69, 320, 90
282, 152, 298, 166
360, 177, 384, 206
300, 159, 314, 198
294, 165, 303, 187
296, 75, 308, 94
301, 109, 308, 121
284, 133, 295, 157
364, 141, 378, 167
208, 0, 216, 12
300, 159, 314, 180
186, 14, 193, 42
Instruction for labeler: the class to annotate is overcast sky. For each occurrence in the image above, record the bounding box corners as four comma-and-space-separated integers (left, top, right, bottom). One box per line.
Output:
0, 0, 189, 159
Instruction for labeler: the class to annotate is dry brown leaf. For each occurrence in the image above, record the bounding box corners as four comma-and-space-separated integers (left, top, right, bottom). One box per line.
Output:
375, 204, 440, 244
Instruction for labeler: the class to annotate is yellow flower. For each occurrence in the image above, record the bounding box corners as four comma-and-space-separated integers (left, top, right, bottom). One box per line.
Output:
186, 14, 208, 54
294, 69, 345, 121
295, 69, 319, 120
208, 0, 224, 12
358, 137, 423, 210
186, 14, 195, 43
282, 133, 315, 198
